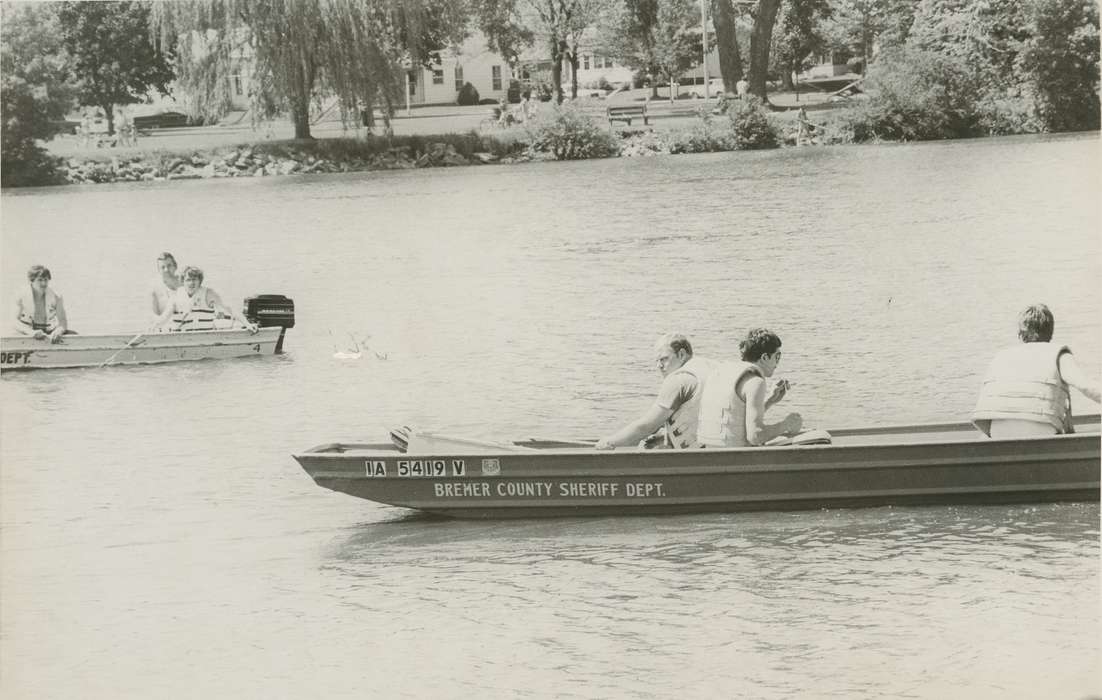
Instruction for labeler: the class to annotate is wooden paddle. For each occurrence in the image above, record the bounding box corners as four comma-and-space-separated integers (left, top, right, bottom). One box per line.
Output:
98, 332, 145, 368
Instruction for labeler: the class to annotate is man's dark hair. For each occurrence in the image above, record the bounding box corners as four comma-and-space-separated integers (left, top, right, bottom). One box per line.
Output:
740, 328, 782, 362
1018, 304, 1054, 343
27, 265, 50, 281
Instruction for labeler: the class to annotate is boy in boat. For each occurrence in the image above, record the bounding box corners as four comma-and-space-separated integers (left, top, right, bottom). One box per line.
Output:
595, 333, 714, 450
972, 304, 1099, 437
13, 265, 72, 343
150, 266, 258, 333
697, 328, 803, 447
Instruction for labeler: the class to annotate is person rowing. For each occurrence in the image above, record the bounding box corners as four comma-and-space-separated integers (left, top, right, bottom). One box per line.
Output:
13, 265, 73, 343
151, 265, 258, 333
972, 303, 1099, 437
595, 333, 715, 450
696, 327, 803, 447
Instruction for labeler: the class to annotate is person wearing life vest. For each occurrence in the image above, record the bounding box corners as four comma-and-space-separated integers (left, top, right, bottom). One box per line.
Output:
13, 265, 71, 343
698, 328, 802, 447
595, 333, 713, 450
972, 304, 1099, 438
150, 266, 258, 333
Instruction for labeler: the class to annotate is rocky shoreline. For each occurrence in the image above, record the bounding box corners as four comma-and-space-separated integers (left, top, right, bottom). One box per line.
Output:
60, 141, 527, 185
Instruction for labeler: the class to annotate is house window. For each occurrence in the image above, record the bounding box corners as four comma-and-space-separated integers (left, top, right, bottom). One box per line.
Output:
604, 56, 614, 69
232, 74, 243, 96
408, 70, 417, 96
492, 65, 502, 91
432, 68, 444, 85
583, 55, 590, 70
454, 65, 464, 92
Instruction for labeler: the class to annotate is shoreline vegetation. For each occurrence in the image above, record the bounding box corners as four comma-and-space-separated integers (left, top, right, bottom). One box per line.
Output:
26, 93, 1098, 188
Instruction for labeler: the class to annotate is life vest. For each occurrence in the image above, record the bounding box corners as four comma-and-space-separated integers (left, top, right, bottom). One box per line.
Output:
697, 361, 763, 447
972, 342, 1073, 436
663, 356, 714, 449
172, 286, 216, 331
15, 286, 62, 334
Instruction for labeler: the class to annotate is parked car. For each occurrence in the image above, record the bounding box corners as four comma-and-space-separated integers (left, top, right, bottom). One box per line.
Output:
689, 78, 726, 98
132, 111, 191, 129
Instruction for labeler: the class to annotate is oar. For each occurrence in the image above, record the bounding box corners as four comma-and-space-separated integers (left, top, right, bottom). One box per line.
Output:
98, 332, 145, 368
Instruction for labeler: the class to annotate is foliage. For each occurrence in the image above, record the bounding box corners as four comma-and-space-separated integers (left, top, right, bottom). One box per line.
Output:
1, 2, 74, 187
771, 0, 832, 84
821, 0, 918, 63
457, 82, 481, 105
475, 0, 535, 66
665, 109, 738, 152
58, 1, 174, 134
728, 96, 779, 148
153, 0, 468, 139
1016, 0, 1100, 132
524, 101, 619, 159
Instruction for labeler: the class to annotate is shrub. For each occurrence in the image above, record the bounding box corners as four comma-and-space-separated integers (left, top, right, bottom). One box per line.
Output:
524, 102, 619, 160
728, 97, 779, 149
456, 82, 480, 106
848, 48, 986, 141
667, 110, 738, 153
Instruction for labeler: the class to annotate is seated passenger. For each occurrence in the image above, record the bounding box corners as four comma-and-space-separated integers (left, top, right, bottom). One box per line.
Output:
14, 265, 72, 343
595, 333, 714, 450
697, 328, 802, 447
151, 266, 258, 333
972, 304, 1099, 437
150, 252, 183, 321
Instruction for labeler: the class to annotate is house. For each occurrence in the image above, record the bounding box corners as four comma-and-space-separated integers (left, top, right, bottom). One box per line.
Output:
407, 36, 512, 105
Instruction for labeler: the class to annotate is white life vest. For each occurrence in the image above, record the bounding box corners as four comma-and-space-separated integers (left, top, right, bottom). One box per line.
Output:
972, 342, 1072, 436
663, 356, 714, 449
172, 286, 216, 331
697, 361, 763, 447
15, 286, 62, 334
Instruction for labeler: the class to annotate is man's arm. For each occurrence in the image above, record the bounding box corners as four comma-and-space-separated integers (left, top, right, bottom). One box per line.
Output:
48, 296, 69, 342
1059, 352, 1101, 404
208, 288, 257, 332
595, 403, 674, 449
743, 376, 802, 445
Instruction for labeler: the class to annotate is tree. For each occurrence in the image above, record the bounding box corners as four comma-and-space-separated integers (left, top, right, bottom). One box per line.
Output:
1015, 0, 1099, 131
58, 1, 175, 136
650, 0, 702, 97
1, 2, 76, 187
596, 0, 698, 99
154, 0, 467, 140
772, 0, 832, 90
711, 0, 745, 90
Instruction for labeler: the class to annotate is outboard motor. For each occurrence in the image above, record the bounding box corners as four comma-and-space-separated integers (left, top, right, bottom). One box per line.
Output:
243, 294, 295, 353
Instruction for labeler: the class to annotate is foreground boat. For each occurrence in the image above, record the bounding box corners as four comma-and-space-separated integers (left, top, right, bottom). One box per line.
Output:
293, 415, 1100, 519
1, 294, 294, 371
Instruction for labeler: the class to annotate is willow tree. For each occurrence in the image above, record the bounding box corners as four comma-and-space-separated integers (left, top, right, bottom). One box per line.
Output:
152, 0, 466, 139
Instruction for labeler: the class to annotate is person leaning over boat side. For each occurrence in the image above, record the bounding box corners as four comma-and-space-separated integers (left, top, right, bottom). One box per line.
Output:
13, 265, 72, 343
972, 304, 1100, 437
150, 252, 183, 322
151, 266, 258, 333
698, 328, 802, 447
595, 333, 714, 450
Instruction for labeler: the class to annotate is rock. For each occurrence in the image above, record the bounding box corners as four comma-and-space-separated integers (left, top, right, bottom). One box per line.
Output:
201, 163, 216, 177
474, 152, 499, 163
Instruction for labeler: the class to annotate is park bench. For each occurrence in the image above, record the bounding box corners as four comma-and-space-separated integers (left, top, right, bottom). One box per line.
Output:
607, 104, 648, 127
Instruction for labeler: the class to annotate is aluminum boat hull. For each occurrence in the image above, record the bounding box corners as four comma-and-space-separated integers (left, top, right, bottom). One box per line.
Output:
1, 327, 285, 371
293, 415, 1101, 519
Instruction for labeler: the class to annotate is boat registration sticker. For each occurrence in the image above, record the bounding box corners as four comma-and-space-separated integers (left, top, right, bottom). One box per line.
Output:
364, 460, 387, 477
397, 460, 448, 477
481, 459, 501, 476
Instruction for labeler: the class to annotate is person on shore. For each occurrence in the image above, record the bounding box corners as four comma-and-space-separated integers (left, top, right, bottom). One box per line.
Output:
151, 266, 258, 333
697, 328, 802, 447
150, 252, 183, 321
595, 334, 714, 450
14, 265, 72, 343
972, 304, 1099, 437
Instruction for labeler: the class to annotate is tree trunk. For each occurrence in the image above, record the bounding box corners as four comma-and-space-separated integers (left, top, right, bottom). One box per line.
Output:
102, 104, 116, 136
550, 39, 565, 104
712, 0, 743, 91
570, 51, 579, 99
292, 98, 312, 140
781, 61, 795, 90
748, 0, 782, 101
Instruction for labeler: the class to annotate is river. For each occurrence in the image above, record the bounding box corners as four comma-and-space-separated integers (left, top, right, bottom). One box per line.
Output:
1, 133, 1099, 699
